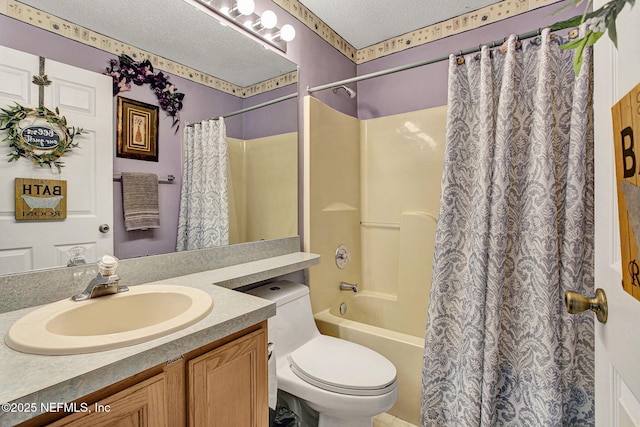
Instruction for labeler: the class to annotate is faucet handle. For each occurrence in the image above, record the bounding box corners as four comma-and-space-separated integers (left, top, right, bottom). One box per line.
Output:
66, 246, 87, 267
98, 255, 119, 276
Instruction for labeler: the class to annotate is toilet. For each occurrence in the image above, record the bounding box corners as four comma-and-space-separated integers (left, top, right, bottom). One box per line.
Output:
246, 280, 398, 427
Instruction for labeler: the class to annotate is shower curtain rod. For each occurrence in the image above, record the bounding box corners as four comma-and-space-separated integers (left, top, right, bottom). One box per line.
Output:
307, 27, 561, 94
187, 92, 297, 127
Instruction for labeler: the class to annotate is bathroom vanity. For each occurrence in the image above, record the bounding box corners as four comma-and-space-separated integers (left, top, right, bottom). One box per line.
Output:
20, 321, 268, 427
0, 237, 320, 426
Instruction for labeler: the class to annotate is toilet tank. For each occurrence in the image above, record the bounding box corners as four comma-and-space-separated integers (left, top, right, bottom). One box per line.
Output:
245, 281, 320, 356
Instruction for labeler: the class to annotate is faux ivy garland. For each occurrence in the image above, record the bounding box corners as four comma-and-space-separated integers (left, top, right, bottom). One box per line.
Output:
0, 104, 84, 170
552, 0, 636, 75
105, 54, 185, 132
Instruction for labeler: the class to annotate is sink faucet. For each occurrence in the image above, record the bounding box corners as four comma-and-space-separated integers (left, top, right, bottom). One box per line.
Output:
71, 255, 128, 301
339, 281, 358, 292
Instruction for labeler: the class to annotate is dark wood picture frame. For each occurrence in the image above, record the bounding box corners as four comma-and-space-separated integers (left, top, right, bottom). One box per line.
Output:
116, 97, 159, 162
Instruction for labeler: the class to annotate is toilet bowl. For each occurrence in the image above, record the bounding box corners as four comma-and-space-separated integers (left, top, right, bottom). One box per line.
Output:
246, 281, 398, 427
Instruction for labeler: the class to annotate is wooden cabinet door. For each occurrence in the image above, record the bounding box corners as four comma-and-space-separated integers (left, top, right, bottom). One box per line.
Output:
48, 374, 167, 427
188, 328, 268, 427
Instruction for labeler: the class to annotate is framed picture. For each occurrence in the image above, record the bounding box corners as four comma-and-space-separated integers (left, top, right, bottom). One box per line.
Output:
116, 97, 159, 162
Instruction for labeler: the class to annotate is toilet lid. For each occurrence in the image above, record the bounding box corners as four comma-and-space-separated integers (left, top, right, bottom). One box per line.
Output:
287, 335, 397, 396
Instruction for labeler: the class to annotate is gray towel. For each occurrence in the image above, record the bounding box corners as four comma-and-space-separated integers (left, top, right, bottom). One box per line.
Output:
121, 172, 160, 231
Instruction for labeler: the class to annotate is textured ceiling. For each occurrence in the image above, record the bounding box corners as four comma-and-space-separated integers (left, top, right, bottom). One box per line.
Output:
15, 0, 297, 87
297, 0, 499, 49
15, 0, 506, 86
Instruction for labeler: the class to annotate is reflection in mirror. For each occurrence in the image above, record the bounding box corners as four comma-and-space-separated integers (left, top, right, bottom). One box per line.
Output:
181, 90, 298, 250
226, 94, 298, 246
0, 0, 298, 274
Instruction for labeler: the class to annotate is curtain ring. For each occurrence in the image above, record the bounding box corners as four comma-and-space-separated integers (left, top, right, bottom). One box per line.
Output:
499, 37, 509, 53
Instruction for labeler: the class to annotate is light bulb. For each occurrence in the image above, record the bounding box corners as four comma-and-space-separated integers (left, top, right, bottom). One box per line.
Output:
261, 10, 277, 29
236, 0, 254, 16
281, 24, 295, 41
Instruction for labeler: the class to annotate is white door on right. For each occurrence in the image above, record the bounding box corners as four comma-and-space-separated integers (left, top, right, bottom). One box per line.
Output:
594, 1, 640, 425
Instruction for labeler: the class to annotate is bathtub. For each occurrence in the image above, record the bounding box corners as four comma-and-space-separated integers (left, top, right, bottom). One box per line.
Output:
314, 291, 425, 426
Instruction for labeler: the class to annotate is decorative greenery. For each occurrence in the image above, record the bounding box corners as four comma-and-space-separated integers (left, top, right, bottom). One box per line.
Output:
105, 54, 185, 132
551, 0, 636, 75
0, 104, 84, 171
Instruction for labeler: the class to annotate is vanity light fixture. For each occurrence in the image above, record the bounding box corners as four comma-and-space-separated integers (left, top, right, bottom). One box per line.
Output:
220, 4, 240, 17
261, 10, 277, 29
267, 23, 296, 43
236, 0, 255, 15
252, 9, 277, 31
193, 0, 294, 53
280, 24, 296, 42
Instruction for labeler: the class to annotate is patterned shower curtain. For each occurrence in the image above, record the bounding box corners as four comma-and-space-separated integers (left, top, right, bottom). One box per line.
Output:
421, 30, 594, 426
176, 118, 229, 251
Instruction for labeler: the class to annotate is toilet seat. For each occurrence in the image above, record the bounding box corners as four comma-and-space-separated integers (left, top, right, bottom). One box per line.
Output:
287, 335, 397, 396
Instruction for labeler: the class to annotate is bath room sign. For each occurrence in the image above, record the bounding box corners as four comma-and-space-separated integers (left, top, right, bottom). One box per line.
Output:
613, 81, 640, 302
14, 178, 67, 220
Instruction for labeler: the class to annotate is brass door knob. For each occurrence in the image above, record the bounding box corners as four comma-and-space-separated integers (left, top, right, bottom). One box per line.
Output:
564, 288, 608, 323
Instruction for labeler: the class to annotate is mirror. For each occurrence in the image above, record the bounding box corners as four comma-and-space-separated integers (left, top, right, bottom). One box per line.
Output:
0, 0, 298, 273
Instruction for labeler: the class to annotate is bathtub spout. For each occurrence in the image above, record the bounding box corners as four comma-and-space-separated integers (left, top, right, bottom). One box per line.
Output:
339, 281, 358, 292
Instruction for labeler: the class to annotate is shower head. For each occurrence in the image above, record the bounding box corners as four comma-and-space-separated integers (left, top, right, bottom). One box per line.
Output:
332, 85, 356, 98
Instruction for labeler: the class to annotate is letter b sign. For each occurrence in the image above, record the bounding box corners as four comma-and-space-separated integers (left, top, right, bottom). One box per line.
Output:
622, 126, 636, 178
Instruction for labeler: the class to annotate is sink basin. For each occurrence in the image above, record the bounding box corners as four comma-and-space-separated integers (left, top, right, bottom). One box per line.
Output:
5, 285, 213, 355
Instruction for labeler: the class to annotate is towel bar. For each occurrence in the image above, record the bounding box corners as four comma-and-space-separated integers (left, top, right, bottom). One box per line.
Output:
113, 174, 175, 183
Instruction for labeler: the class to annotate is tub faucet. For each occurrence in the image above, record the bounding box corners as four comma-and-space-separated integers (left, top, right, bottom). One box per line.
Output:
71, 255, 128, 301
339, 281, 358, 292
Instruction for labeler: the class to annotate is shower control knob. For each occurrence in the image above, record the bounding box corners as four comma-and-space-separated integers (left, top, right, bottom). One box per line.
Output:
99, 224, 111, 233
335, 244, 350, 269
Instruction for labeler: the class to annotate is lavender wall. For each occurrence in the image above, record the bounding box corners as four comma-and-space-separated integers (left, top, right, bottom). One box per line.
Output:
356, 1, 583, 120
242, 84, 298, 140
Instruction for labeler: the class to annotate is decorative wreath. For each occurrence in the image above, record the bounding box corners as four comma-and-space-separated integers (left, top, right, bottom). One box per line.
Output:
0, 104, 84, 170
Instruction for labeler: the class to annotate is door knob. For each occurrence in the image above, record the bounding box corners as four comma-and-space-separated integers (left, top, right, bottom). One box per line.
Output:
564, 288, 608, 323
99, 224, 110, 233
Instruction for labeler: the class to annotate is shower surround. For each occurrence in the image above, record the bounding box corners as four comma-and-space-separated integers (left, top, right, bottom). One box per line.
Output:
228, 132, 298, 244
304, 96, 446, 424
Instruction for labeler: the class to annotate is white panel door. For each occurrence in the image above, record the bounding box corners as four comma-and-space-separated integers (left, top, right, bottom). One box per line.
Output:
594, 1, 640, 425
0, 45, 113, 274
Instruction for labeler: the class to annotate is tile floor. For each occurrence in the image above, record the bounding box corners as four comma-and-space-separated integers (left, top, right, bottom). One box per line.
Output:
373, 412, 418, 427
